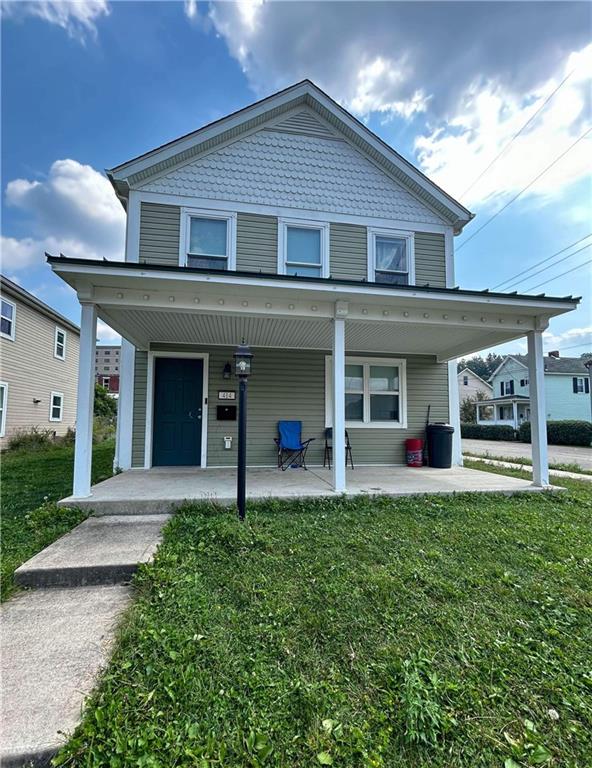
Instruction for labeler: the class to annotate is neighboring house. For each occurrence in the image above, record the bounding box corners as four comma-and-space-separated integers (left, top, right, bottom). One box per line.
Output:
458, 367, 493, 403
0, 275, 80, 448
476, 353, 591, 428
95, 345, 121, 396
47, 80, 579, 497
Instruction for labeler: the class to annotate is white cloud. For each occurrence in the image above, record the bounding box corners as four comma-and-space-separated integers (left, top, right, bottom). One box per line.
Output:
415, 43, 592, 208
2, 0, 110, 41
97, 319, 121, 345
543, 326, 592, 351
349, 57, 429, 121
2, 159, 125, 272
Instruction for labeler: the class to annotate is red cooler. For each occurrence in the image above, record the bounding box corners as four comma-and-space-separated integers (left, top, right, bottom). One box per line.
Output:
405, 438, 423, 467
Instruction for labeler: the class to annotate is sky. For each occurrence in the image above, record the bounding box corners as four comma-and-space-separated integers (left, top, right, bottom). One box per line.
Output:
1, 0, 591, 356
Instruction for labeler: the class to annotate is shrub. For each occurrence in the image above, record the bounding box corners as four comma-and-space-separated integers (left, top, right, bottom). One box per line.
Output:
94, 383, 117, 419
518, 420, 592, 447
7, 426, 57, 452
460, 423, 516, 441
93, 415, 116, 444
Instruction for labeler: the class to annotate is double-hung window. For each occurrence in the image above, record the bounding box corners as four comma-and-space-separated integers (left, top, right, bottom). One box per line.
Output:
0, 382, 7, 437
49, 391, 64, 422
1, 298, 16, 341
500, 380, 514, 396
54, 327, 66, 360
368, 228, 414, 285
573, 377, 589, 394
326, 356, 407, 428
180, 208, 236, 270
278, 219, 329, 278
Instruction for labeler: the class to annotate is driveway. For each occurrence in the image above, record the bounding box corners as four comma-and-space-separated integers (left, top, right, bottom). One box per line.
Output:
462, 439, 592, 471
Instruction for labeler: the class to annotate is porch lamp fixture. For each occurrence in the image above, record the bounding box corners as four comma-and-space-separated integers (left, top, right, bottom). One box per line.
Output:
222, 362, 232, 380
234, 340, 253, 521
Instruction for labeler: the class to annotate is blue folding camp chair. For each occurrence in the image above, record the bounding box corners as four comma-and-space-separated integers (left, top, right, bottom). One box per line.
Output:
274, 420, 315, 471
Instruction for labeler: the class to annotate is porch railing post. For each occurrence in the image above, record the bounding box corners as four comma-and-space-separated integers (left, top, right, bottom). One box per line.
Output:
73, 303, 97, 498
332, 315, 346, 492
527, 329, 549, 486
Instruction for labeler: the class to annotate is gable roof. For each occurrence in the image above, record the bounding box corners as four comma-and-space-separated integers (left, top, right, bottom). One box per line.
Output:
0, 274, 80, 334
490, 353, 590, 379
488, 354, 529, 380
457, 367, 493, 389
107, 80, 473, 233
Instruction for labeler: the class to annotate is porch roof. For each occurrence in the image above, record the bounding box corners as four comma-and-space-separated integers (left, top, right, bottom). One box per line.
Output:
48, 255, 579, 362
478, 395, 530, 406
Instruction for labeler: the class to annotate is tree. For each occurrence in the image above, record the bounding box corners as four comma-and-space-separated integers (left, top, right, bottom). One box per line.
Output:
457, 353, 503, 380
459, 390, 487, 423
94, 382, 117, 420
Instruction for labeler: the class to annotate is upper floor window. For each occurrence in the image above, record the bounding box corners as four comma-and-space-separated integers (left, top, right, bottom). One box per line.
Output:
180, 208, 236, 270
278, 219, 329, 278
463, 375, 469, 386
367, 228, 415, 285
573, 377, 589, 394
520, 378, 528, 387
1, 298, 16, 341
500, 380, 514, 396
49, 391, 64, 422
54, 327, 66, 360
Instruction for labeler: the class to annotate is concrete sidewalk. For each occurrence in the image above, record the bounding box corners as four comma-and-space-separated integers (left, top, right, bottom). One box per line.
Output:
1, 514, 170, 767
462, 438, 592, 470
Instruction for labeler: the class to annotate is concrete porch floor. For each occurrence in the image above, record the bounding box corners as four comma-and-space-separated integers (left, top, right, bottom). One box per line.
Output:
59, 465, 554, 515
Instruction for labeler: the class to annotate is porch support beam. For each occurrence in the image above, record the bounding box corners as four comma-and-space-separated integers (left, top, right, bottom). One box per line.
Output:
527, 330, 549, 487
332, 316, 346, 493
448, 360, 462, 465
512, 400, 518, 430
73, 303, 97, 498
114, 338, 135, 471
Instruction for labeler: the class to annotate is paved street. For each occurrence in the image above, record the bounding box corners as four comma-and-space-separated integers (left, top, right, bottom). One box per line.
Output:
462, 439, 592, 470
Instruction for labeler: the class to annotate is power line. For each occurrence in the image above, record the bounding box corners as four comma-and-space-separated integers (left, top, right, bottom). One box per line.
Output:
501, 242, 592, 291
492, 233, 592, 290
461, 68, 576, 198
457, 125, 592, 252
552, 341, 592, 351
522, 258, 591, 292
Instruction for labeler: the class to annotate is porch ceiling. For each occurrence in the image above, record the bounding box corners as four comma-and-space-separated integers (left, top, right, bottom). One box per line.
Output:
48, 256, 579, 362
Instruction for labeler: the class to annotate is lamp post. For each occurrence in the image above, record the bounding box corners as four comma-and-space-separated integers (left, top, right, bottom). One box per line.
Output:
234, 340, 253, 521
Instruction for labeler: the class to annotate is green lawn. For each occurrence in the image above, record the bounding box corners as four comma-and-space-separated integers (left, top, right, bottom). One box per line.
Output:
1, 439, 115, 601
56, 476, 592, 767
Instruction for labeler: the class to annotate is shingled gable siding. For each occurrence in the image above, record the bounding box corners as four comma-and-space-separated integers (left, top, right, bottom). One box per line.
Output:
130, 344, 449, 468
139, 203, 180, 266
414, 232, 447, 287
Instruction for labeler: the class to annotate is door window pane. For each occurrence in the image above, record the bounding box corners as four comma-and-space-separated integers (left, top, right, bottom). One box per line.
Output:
189, 218, 227, 258
345, 364, 364, 390
369, 365, 398, 392
370, 394, 399, 422
286, 227, 321, 265
345, 393, 363, 421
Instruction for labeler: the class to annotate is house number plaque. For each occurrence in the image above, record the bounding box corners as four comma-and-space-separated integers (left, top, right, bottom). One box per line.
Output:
218, 390, 236, 400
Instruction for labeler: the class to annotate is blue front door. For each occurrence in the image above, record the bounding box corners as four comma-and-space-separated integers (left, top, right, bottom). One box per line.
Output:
152, 358, 203, 466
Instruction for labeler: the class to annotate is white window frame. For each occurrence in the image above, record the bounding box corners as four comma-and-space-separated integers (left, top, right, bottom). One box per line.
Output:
102, 376, 110, 388
179, 207, 237, 270
0, 381, 8, 438
325, 355, 407, 429
54, 326, 67, 360
574, 377, 585, 393
367, 227, 415, 285
1, 298, 16, 341
49, 391, 64, 422
277, 217, 330, 278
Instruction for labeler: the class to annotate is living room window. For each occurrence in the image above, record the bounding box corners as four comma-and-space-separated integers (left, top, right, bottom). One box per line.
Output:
367, 228, 415, 285
278, 219, 329, 278
180, 208, 236, 270
325, 356, 407, 428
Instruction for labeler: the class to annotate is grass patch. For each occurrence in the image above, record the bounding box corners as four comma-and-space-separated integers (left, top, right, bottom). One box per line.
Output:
56, 484, 592, 767
463, 451, 592, 476
1, 439, 115, 601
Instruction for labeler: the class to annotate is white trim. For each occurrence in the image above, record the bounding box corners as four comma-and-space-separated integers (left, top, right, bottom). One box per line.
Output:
135, 190, 454, 236
448, 360, 462, 466
54, 326, 67, 360
49, 391, 64, 422
367, 227, 415, 285
332, 318, 346, 491
73, 304, 97, 497
0, 381, 8, 438
144, 351, 209, 469
527, 331, 549, 487
277, 217, 330, 278
325, 355, 408, 429
179, 207, 237, 270
114, 338, 135, 470
0, 297, 16, 341
444, 228, 455, 287
126, 191, 141, 264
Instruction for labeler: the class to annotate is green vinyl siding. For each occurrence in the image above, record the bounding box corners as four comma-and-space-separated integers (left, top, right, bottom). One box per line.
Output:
414, 232, 446, 287
236, 213, 278, 273
139, 203, 180, 266
131, 350, 148, 467
132, 344, 449, 468
329, 222, 367, 280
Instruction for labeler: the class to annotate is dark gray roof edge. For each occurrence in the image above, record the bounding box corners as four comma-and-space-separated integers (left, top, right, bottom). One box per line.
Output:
45, 254, 581, 306
1, 274, 80, 334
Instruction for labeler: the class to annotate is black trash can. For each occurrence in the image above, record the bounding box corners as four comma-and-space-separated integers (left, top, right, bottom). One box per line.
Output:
427, 423, 454, 468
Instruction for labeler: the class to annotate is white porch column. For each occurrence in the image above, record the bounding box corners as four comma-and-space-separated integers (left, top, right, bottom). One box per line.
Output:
73, 303, 97, 497
114, 338, 135, 471
448, 360, 463, 465
527, 330, 549, 487
512, 400, 518, 430
332, 315, 346, 492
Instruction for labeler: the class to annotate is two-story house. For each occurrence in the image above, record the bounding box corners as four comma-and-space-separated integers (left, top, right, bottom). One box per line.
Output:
47, 81, 579, 498
457, 367, 493, 403
477, 352, 591, 428
0, 275, 80, 448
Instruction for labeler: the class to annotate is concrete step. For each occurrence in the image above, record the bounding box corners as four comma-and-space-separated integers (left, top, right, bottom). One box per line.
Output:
14, 514, 171, 588
0, 585, 131, 767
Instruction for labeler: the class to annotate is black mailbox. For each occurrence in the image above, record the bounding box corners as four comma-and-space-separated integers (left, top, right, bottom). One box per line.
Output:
216, 405, 237, 421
